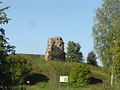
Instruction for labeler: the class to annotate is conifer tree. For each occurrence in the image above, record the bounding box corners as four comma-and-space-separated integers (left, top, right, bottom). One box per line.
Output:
0, 2, 15, 86
87, 51, 97, 66
66, 41, 83, 62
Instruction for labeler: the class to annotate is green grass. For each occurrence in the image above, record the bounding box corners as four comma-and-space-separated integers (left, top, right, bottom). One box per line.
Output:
11, 54, 113, 90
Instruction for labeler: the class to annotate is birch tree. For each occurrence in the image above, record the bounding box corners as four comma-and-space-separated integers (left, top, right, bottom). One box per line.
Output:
92, 0, 120, 85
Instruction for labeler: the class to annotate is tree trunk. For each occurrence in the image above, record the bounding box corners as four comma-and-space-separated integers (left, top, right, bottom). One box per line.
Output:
110, 55, 115, 86
110, 70, 114, 86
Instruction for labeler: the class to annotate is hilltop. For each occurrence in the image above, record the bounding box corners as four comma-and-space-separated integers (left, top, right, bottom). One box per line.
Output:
10, 54, 110, 90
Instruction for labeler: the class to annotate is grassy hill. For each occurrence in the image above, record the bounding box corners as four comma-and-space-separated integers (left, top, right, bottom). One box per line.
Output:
12, 54, 111, 90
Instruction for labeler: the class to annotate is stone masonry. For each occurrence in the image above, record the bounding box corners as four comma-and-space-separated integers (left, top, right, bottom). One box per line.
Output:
45, 37, 65, 61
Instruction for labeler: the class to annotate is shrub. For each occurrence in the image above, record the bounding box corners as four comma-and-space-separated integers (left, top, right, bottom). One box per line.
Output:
69, 64, 91, 87
7, 55, 32, 85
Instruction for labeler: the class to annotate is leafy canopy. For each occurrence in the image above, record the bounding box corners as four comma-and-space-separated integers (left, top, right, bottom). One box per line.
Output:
66, 41, 83, 62
49, 45, 65, 61
0, 1, 15, 86
92, 0, 120, 85
87, 51, 97, 66
92, 0, 120, 72
7, 55, 32, 85
69, 64, 91, 87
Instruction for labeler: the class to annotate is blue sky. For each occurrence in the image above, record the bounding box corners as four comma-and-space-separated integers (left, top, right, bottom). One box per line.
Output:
3, 0, 102, 62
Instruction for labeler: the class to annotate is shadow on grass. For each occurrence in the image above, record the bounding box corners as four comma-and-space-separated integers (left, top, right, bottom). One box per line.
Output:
90, 77, 103, 84
27, 73, 49, 85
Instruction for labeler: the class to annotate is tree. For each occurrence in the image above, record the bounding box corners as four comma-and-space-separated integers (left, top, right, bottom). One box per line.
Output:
0, 1, 32, 87
0, 5, 10, 24
66, 41, 83, 62
49, 45, 65, 61
0, 3, 11, 54
110, 39, 120, 82
0, 2, 15, 87
0, 28, 15, 86
87, 51, 97, 66
92, 0, 120, 85
69, 64, 91, 87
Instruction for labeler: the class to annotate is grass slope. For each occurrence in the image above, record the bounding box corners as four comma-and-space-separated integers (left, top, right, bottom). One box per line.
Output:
13, 54, 111, 90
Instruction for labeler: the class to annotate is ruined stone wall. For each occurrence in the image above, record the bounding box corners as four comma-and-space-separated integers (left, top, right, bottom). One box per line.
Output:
45, 37, 65, 61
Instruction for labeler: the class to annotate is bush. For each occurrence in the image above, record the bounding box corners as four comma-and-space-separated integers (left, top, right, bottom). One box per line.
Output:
69, 64, 91, 87
7, 55, 32, 85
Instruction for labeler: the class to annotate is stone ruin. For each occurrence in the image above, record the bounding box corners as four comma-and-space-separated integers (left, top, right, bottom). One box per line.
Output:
45, 37, 65, 61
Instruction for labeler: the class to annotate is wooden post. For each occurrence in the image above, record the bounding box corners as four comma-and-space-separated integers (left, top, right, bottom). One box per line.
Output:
59, 82, 60, 90
67, 82, 68, 90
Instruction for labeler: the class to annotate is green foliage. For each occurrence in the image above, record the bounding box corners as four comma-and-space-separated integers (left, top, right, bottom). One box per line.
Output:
111, 39, 120, 80
66, 41, 83, 62
0, 2, 15, 87
92, 0, 120, 70
0, 28, 15, 54
11, 54, 110, 90
7, 55, 32, 85
69, 64, 91, 87
0, 2, 14, 56
92, 0, 120, 85
87, 51, 97, 66
49, 45, 65, 61
0, 5, 10, 24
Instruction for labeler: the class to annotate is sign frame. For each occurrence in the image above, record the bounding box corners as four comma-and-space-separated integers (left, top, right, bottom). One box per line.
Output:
59, 76, 68, 83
